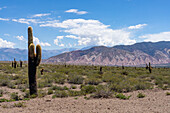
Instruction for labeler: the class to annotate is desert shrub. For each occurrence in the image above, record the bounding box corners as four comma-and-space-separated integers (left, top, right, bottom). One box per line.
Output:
137, 92, 145, 98
115, 93, 131, 100
0, 98, 9, 103
38, 89, 47, 98
81, 85, 96, 94
68, 75, 84, 84
71, 85, 77, 89
0, 79, 9, 86
52, 90, 68, 98
47, 89, 53, 95
13, 102, 26, 107
68, 90, 83, 96
10, 92, 20, 101
0, 89, 3, 97
85, 78, 102, 85
121, 71, 128, 75
92, 85, 112, 98
51, 85, 69, 90
166, 92, 170, 96
7, 82, 16, 89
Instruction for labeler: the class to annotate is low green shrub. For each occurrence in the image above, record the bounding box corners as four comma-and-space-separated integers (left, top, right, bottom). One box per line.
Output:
115, 93, 131, 100
137, 92, 145, 98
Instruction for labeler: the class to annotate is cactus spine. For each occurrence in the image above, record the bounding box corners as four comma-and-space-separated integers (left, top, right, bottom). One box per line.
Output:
28, 26, 42, 96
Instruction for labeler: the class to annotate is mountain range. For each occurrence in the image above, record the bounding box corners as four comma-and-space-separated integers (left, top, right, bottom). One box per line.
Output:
0, 48, 76, 61
45, 41, 170, 66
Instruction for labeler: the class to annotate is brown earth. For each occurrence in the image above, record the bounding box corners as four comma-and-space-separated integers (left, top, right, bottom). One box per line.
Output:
0, 89, 170, 113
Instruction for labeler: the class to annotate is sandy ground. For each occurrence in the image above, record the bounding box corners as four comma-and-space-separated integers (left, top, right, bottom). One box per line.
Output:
0, 89, 170, 113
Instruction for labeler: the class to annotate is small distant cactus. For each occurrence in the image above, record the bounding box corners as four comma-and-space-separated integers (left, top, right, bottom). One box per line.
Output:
20, 60, 23, 67
149, 62, 152, 73
28, 26, 42, 96
12, 61, 13, 67
14, 58, 17, 68
99, 66, 103, 74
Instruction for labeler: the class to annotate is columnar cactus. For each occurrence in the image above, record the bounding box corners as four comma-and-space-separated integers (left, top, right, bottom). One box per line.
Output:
20, 60, 23, 67
99, 66, 103, 74
14, 58, 17, 68
28, 26, 41, 96
12, 61, 13, 67
149, 62, 152, 73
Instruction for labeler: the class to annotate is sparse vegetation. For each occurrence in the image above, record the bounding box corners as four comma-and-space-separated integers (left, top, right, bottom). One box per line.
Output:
0, 62, 169, 102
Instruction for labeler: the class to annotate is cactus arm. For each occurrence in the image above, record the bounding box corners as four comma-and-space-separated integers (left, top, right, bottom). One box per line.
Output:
35, 44, 41, 66
29, 43, 35, 59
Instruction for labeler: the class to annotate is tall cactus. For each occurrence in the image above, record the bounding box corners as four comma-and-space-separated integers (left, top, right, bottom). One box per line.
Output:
28, 26, 41, 96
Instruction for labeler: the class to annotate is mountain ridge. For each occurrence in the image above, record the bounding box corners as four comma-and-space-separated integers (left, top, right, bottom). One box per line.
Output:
45, 41, 170, 66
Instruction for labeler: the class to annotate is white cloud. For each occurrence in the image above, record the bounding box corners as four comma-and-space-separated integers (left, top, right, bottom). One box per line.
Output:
65, 35, 80, 39
0, 38, 15, 48
139, 31, 170, 42
12, 18, 44, 24
54, 38, 65, 47
0, 17, 9, 21
40, 19, 136, 46
32, 13, 51, 18
65, 9, 88, 15
33, 36, 51, 46
128, 24, 147, 29
57, 36, 64, 39
16, 36, 24, 41
4, 34, 10, 36
0, 6, 7, 10
59, 44, 64, 47
54, 38, 59, 45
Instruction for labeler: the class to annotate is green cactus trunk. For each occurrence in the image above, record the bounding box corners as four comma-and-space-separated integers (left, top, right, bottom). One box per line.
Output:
28, 27, 41, 96
149, 62, 152, 73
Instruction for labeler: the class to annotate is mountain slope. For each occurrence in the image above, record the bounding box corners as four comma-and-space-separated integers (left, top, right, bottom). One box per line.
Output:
45, 41, 170, 66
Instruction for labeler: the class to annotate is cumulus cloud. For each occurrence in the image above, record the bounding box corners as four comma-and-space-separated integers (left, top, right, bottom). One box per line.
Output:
33, 36, 51, 46
54, 38, 59, 45
0, 17, 9, 21
54, 38, 65, 47
65, 9, 88, 15
65, 35, 80, 39
12, 18, 43, 24
41, 19, 136, 46
0, 38, 15, 48
59, 43, 64, 47
32, 13, 51, 18
139, 31, 170, 42
57, 36, 64, 39
128, 24, 147, 29
16, 36, 24, 41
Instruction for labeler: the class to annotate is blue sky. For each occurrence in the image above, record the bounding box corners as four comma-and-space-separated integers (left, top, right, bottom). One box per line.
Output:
0, 0, 170, 50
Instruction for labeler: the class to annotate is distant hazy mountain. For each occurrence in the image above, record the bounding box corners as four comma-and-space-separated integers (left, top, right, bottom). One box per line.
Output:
0, 48, 76, 61
45, 41, 170, 66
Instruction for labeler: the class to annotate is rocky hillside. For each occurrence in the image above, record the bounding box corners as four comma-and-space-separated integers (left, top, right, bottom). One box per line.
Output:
45, 41, 170, 66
